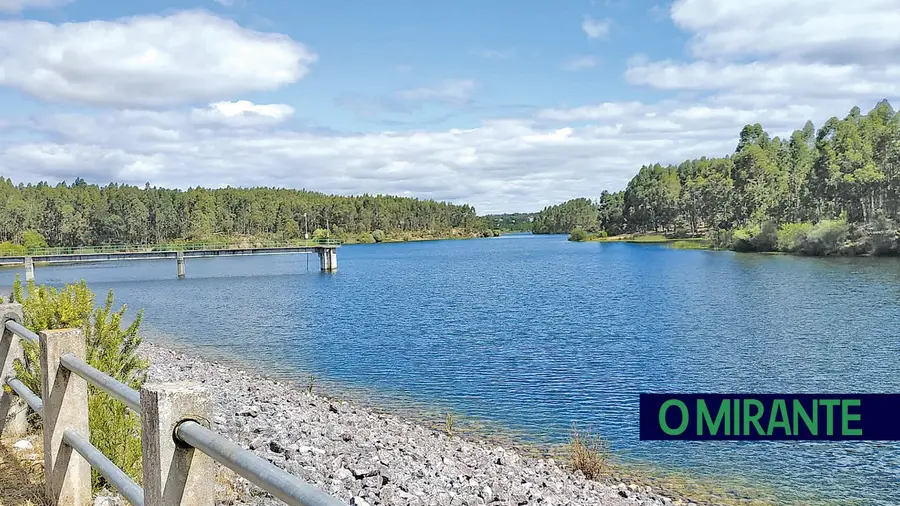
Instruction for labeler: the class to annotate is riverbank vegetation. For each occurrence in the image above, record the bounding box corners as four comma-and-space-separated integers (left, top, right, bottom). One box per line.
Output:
536, 100, 900, 256
9, 277, 146, 490
0, 179, 488, 248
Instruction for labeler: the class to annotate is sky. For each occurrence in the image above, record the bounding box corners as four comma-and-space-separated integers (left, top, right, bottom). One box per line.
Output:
0, 1, 898, 214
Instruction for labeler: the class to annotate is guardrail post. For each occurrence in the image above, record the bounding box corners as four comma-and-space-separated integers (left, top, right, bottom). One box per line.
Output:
25, 256, 35, 282
0, 303, 27, 437
40, 328, 91, 506
141, 382, 214, 506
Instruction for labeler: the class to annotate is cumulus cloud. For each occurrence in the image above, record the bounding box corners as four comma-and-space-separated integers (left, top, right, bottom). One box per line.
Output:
670, 0, 900, 64
581, 16, 611, 39
627, 0, 900, 116
0, 11, 316, 107
0, 0, 70, 12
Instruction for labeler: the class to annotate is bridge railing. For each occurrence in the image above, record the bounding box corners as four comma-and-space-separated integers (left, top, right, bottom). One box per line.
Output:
0, 304, 346, 506
0, 239, 343, 258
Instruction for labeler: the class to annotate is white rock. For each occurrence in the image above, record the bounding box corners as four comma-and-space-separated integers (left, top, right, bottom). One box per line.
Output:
12, 439, 33, 451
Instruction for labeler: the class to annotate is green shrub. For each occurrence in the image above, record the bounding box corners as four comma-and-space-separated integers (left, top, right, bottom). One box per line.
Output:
0, 241, 26, 256
568, 228, 589, 242
12, 277, 147, 490
22, 230, 48, 251
358, 232, 376, 244
801, 219, 850, 255
596, 230, 608, 238
730, 226, 756, 252
372, 229, 385, 243
750, 221, 778, 252
776, 222, 813, 253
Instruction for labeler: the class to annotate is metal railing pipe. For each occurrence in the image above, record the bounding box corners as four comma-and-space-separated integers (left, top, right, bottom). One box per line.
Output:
62, 429, 145, 506
60, 353, 141, 412
6, 377, 43, 418
175, 421, 346, 506
5, 320, 39, 345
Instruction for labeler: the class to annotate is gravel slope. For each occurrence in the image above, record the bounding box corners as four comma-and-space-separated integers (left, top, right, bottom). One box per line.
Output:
141, 342, 681, 506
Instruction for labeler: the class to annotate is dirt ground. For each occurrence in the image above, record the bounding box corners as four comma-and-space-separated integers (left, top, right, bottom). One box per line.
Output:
0, 433, 46, 506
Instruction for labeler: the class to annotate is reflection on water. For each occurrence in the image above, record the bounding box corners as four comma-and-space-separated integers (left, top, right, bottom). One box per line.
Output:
4, 235, 899, 505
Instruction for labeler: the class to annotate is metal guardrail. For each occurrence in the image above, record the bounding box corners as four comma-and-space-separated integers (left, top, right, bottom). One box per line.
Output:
6, 377, 43, 417
5, 320, 38, 344
176, 421, 342, 506
2, 319, 346, 506
60, 353, 141, 412
0, 239, 343, 258
63, 429, 145, 506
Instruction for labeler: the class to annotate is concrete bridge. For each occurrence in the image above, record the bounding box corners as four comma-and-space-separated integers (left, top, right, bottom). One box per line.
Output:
0, 241, 341, 281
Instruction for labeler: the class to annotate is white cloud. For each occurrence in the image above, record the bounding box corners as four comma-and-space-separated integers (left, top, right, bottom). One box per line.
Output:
627, 1, 900, 112
0, 11, 316, 107
670, 0, 900, 64
3, 91, 877, 214
0, 1, 897, 214
190, 100, 295, 127
581, 16, 611, 39
396, 79, 478, 105
0, 0, 70, 12
562, 55, 599, 71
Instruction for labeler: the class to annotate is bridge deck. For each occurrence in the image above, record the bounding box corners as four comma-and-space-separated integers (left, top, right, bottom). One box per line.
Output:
0, 245, 338, 266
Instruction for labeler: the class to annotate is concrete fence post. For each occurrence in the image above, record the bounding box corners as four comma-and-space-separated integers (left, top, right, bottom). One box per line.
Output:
40, 328, 91, 506
141, 382, 215, 506
0, 303, 27, 437
176, 251, 186, 279
25, 256, 35, 282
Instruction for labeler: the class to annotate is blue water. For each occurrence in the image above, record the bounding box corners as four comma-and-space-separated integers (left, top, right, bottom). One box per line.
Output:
4, 235, 899, 505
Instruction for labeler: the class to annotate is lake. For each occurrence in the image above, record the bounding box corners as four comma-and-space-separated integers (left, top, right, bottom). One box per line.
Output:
4, 234, 898, 505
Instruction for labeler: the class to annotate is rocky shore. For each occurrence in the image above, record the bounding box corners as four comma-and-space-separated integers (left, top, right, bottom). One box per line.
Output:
141, 342, 680, 506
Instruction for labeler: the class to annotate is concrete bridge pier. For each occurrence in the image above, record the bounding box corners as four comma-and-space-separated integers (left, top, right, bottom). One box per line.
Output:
318, 247, 337, 272
24, 256, 34, 282
176, 251, 185, 279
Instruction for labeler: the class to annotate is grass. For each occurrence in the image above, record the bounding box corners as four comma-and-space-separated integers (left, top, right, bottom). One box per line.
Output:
568, 424, 609, 480
592, 233, 670, 243
0, 434, 47, 506
668, 239, 711, 250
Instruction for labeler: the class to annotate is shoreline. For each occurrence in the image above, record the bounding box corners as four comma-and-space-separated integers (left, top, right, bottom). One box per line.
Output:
140, 340, 677, 506
139, 339, 834, 506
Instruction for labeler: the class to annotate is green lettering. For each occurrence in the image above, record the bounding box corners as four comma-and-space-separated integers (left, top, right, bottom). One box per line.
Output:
766, 399, 791, 436
742, 399, 765, 435
697, 399, 730, 436
841, 399, 862, 436
733, 397, 740, 435
659, 400, 689, 436
793, 399, 818, 436
820, 399, 840, 435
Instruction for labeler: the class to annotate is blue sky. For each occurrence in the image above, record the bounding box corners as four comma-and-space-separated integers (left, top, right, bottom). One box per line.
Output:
0, 0, 897, 213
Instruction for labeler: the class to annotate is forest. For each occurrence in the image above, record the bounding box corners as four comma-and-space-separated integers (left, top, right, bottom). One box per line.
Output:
0, 178, 485, 248
533, 100, 900, 255
483, 213, 536, 232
